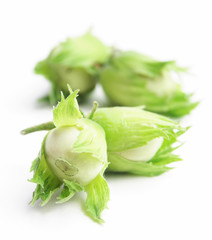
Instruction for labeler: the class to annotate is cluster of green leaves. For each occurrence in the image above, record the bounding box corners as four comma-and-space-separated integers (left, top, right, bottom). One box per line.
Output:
92, 106, 187, 176
100, 51, 198, 117
28, 30, 197, 223
23, 88, 188, 223
34, 32, 198, 117
29, 87, 109, 223
35, 31, 111, 104
25, 99, 187, 183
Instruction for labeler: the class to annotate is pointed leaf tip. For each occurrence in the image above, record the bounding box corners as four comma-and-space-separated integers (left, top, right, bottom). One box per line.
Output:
67, 84, 73, 94
53, 87, 82, 127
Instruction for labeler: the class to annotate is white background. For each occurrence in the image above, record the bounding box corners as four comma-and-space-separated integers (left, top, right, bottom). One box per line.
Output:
0, 0, 212, 239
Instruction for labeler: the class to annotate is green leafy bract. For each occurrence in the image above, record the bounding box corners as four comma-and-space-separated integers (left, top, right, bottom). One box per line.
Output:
72, 119, 107, 165
92, 106, 187, 176
100, 51, 198, 117
92, 107, 183, 152
110, 51, 185, 78
107, 153, 171, 176
28, 86, 109, 222
57, 180, 84, 203
49, 31, 111, 67
53, 87, 82, 127
34, 31, 111, 105
30, 138, 84, 205
29, 134, 62, 206
85, 174, 110, 223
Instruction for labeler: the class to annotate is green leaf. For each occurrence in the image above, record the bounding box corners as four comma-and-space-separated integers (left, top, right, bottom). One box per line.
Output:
107, 152, 171, 176
93, 107, 183, 152
106, 126, 186, 176
100, 51, 197, 117
111, 51, 184, 78
50, 31, 111, 67
53, 86, 82, 127
34, 60, 52, 79
93, 107, 186, 176
34, 31, 111, 105
72, 118, 107, 164
30, 157, 40, 172
144, 91, 199, 117
29, 134, 62, 206
148, 129, 187, 166
57, 180, 84, 203
84, 174, 110, 223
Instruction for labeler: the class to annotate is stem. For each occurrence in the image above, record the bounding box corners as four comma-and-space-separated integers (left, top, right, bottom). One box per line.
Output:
87, 101, 99, 119
21, 121, 55, 135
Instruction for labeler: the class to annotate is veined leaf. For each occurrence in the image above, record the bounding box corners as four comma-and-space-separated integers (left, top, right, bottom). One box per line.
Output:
29, 134, 62, 206
53, 86, 82, 127
85, 174, 110, 223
